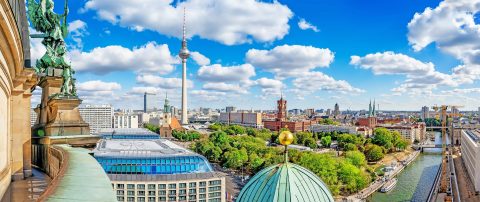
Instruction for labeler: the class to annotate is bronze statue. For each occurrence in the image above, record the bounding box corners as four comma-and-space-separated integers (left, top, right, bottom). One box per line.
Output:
28, 0, 76, 96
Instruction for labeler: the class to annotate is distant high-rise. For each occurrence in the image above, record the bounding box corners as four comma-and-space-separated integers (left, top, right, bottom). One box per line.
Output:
225, 106, 236, 113
143, 92, 156, 113
179, 8, 190, 125
421, 106, 430, 120
334, 103, 340, 116
79, 105, 114, 134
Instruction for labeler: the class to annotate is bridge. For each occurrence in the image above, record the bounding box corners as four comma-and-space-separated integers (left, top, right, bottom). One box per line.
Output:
412, 144, 443, 152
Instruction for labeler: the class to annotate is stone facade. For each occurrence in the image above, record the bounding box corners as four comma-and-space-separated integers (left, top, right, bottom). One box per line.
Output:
0, 0, 37, 198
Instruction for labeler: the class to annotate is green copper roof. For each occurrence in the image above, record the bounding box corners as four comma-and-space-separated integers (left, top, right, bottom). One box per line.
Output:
237, 163, 334, 202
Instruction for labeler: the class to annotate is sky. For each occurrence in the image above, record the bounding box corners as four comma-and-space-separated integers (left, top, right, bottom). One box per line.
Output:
29, 0, 480, 111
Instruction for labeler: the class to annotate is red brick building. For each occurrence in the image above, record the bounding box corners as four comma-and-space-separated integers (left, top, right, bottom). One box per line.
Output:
263, 96, 312, 132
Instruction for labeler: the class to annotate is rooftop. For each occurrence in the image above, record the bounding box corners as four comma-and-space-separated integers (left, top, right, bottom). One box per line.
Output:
93, 138, 195, 158
464, 129, 480, 144
97, 128, 159, 139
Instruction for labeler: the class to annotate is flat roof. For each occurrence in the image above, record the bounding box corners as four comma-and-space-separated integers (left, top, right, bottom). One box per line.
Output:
93, 138, 197, 158
464, 129, 480, 143
97, 128, 158, 136
107, 172, 225, 182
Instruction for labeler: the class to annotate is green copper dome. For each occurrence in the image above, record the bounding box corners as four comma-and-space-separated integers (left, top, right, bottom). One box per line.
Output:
237, 163, 334, 202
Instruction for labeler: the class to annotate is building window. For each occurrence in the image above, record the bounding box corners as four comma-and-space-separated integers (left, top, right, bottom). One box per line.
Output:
137, 197, 145, 202
208, 198, 221, 202
158, 184, 166, 189
127, 191, 134, 196
208, 186, 221, 192
199, 188, 206, 193
199, 194, 206, 199
117, 190, 125, 195
138, 191, 145, 196
179, 189, 186, 195
188, 182, 196, 188
168, 190, 176, 196
168, 196, 176, 201
159, 197, 166, 201
208, 192, 221, 198
127, 197, 135, 202
179, 196, 187, 201
148, 197, 156, 202
117, 184, 125, 189
168, 184, 176, 189
188, 189, 196, 194
199, 200, 206, 202
209, 180, 221, 186
179, 183, 187, 188
127, 184, 135, 189
158, 190, 166, 196
148, 184, 156, 189
189, 195, 196, 200
148, 191, 156, 196
137, 184, 146, 189
116, 196, 124, 202
199, 182, 206, 187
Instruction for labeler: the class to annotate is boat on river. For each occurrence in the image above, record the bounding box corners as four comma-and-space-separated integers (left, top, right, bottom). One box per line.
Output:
380, 178, 397, 193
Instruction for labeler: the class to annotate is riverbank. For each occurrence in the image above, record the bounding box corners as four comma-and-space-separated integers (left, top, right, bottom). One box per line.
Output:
339, 150, 420, 202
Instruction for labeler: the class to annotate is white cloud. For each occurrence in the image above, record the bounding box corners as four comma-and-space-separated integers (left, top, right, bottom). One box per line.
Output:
407, 0, 480, 83
77, 80, 122, 91
69, 42, 178, 75
190, 52, 210, 66
82, 0, 293, 45
292, 71, 364, 94
350, 52, 434, 75
191, 90, 226, 101
298, 18, 319, 32
136, 74, 193, 89
254, 77, 284, 97
197, 64, 255, 82
67, 20, 88, 49
351, 51, 461, 94
246, 45, 334, 78
202, 82, 247, 94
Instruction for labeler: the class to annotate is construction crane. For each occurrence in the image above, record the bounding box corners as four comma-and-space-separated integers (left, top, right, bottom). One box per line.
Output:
431, 105, 463, 199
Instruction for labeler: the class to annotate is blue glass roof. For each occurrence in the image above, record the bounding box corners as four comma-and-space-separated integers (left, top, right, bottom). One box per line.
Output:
95, 156, 213, 175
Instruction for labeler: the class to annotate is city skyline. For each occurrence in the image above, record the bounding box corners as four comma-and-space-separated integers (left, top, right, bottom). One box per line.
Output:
30, 0, 480, 111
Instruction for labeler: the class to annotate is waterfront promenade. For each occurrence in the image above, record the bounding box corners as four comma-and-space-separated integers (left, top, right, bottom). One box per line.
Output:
341, 150, 420, 202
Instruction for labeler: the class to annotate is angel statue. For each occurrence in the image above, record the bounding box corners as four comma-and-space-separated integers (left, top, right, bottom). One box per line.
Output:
28, 0, 77, 96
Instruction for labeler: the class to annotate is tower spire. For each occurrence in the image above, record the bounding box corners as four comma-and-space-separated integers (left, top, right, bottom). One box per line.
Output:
179, 7, 190, 125
181, 7, 187, 50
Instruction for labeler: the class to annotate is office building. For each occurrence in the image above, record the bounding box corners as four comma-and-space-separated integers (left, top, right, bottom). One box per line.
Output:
310, 124, 357, 135
461, 130, 480, 193
79, 105, 114, 134
93, 130, 226, 202
333, 103, 340, 116
219, 112, 263, 128
113, 113, 139, 129
421, 106, 430, 120
225, 106, 236, 113
144, 92, 156, 113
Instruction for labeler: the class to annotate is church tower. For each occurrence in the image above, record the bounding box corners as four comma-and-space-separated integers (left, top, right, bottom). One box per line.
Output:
277, 95, 287, 122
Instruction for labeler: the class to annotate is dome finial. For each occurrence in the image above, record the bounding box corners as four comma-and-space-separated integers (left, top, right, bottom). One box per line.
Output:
279, 125, 293, 163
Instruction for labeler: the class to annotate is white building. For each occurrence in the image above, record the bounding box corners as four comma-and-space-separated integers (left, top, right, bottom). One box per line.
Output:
219, 112, 263, 128
461, 130, 480, 193
79, 105, 114, 134
310, 124, 357, 134
113, 114, 139, 129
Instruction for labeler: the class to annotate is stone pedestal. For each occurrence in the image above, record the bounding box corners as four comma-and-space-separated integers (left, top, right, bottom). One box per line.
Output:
32, 76, 90, 138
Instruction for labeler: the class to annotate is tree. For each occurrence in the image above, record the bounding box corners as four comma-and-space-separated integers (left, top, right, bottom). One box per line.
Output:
372, 128, 394, 152
248, 153, 264, 172
304, 138, 318, 149
208, 123, 223, 131
396, 139, 409, 151
223, 148, 248, 169
345, 151, 366, 167
365, 144, 384, 162
344, 143, 357, 151
320, 136, 332, 148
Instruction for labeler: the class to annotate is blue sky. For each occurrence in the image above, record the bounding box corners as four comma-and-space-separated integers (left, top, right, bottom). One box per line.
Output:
30, 0, 480, 111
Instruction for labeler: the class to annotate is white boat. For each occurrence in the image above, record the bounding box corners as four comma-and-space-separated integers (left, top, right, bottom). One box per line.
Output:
380, 178, 397, 193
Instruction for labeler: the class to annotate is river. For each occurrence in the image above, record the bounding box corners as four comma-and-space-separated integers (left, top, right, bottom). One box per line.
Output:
369, 132, 443, 202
